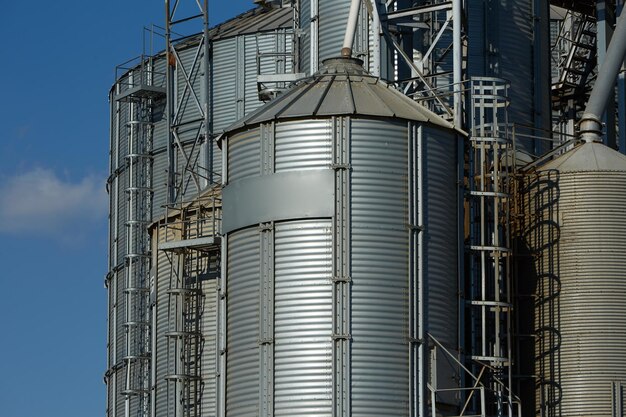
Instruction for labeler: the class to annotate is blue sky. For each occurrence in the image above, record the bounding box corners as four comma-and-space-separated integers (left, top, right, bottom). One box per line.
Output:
0, 1, 255, 416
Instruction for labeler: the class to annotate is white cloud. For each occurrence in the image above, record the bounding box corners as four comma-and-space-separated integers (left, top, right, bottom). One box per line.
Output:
0, 168, 107, 236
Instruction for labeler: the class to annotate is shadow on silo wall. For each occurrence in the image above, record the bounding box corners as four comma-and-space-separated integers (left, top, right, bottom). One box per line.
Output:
516, 170, 562, 417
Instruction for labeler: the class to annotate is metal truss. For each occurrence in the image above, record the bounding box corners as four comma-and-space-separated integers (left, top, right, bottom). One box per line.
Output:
165, 0, 212, 205
373, 0, 464, 127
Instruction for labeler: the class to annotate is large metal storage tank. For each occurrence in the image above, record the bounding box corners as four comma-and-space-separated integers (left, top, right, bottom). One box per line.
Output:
220, 57, 461, 416
519, 141, 626, 416
106, 6, 293, 417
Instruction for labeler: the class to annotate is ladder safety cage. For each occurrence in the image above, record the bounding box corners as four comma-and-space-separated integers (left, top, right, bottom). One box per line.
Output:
467, 77, 519, 417
159, 193, 222, 417
114, 51, 166, 417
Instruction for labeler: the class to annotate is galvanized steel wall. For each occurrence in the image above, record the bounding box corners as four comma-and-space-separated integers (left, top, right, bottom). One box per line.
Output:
520, 157, 626, 416
223, 115, 459, 415
274, 119, 332, 172
467, 0, 551, 151
421, 126, 459, 348
299, 0, 370, 74
350, 118, 410, 416
225, 226, 260, 416
273, 220, 333, 415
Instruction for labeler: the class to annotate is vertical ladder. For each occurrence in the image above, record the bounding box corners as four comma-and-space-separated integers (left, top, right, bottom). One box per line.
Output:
161, 196, 222, 417
164, 209, 203, 417
467, 77, 518, 417
120, 69, 157, 417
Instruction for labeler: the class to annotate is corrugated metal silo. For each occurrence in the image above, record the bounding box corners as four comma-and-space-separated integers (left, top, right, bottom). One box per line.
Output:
519, 142, 626, 416
106, 6, 295, 417
220, 57, 461, 416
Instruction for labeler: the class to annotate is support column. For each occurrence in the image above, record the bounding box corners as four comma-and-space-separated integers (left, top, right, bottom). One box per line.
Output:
331, 116, 351, 417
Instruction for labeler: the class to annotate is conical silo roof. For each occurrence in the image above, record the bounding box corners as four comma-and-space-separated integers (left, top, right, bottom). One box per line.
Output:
539, 141, 626, 173
224, 57, 455, 133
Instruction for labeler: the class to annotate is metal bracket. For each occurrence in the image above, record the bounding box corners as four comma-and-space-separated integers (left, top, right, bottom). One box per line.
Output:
332, 276, 352, 283
258, 222, 274, 232
330, 163, 351, 170
257, 338, 274, 346
409, 224, 424, 232
332, 334, 352, 340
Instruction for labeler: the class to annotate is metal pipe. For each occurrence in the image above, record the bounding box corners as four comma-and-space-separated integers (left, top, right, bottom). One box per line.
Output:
580, 8, 626, 142
369, 0, 381, 76
452, 0, 462, 128
417, 125, 425, 417
203, 0, 211, 186
310, 0, 319, 72
342, 0, 362, 57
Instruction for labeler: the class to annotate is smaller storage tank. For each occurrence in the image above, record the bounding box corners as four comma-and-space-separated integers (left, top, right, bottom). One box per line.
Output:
219, 57, 462, 416
519, 142, 626, 416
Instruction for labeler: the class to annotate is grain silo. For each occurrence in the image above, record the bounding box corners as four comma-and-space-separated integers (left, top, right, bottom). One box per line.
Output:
519, 142, 626, 416
517, 9, 626, 416
106, 5, 295, 417
219, 56, 461, 416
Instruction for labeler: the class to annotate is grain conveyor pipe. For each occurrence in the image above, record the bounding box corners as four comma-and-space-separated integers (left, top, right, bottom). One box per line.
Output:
342, 0, 362, 57
580, 8, 626, 142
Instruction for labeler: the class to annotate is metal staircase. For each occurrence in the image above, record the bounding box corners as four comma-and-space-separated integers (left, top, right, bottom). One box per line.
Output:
552, 10, 597, 102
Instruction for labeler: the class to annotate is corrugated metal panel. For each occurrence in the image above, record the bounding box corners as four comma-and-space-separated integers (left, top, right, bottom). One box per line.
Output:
521, 149, 626, 416
497, 0, 533, 132
299, 0, 368, 71
212, 38, 238, 132
350, 118, 409, 416
274, 119, 332, 172
422, 126, 458, 348
467, 0, 537, 150
116, 369, 125, 416
274, 220, 333, 416
152, 148, 168, 217
298, 0, 369, 73
154, 226, 175, 417
227, 127, 260, 182
208, 139, 222, 185
244, 34, 260, 117
116, 269, 126, 368
201, 269, 218, 417
299, 0, 311, 74
210, 6, 293, 40
466, 1, 486, 77
226, 226, 260, 416
317, 1, 350, 68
